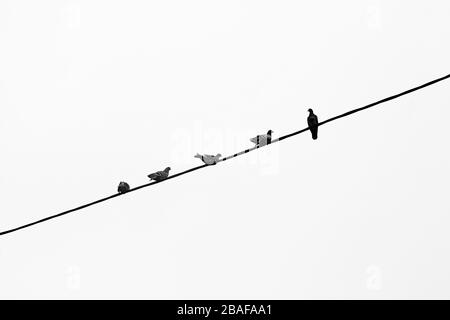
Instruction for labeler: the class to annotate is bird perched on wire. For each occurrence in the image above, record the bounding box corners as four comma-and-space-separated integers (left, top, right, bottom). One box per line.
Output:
117, 181, 130, 194
307, 108, 319, 140
147, 167, 171, 182
194, 153, 222, 165
250, 130, 273, 146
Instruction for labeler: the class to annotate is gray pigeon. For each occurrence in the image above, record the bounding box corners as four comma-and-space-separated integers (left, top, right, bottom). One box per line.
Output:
250, 130, 273, 146
307, 109, 318, 140
147, 167, 171, 182
118, 181, 130, 194
194, 153, 222, 165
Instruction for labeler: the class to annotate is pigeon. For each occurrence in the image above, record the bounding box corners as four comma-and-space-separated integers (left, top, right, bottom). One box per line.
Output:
250, 130, 273, 146
307, 108, 318, 140
194, 153, 222, 165
147, 167, 171, 182
117, 181, 130, 194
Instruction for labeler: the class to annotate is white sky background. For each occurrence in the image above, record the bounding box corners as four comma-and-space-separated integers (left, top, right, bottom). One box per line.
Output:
0, 0, 450, 299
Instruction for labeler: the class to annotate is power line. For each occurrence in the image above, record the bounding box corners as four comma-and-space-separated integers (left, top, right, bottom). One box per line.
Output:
1, 73, 449, 236
0, 164, 208, 236
278, 73, 450, 141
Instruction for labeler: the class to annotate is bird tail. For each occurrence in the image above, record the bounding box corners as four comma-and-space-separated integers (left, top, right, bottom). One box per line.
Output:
311, 127, 318, 140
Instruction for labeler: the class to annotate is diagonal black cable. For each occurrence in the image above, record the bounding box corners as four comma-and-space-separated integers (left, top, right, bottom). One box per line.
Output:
1, 73, 449, 236
0, 164, 208, 236
278, 73, 450, 141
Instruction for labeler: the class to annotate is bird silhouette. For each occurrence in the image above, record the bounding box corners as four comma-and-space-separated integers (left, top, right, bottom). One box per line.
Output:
307, 109, 318, 140
250, 130, 273, 146
117, 181, 130, 194
147, 167, 171, 182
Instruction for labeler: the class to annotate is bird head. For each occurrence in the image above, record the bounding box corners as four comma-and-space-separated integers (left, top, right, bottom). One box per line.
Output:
267, 130, 273, 135
308, 108, 313, 113
165, 167, 171, 172
216, 153, 222, 158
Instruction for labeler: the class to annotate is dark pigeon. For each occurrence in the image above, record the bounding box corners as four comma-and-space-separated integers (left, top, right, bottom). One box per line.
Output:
307, 108, 318, 140
118, 181, 130, 194
148, 167, 171, 182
